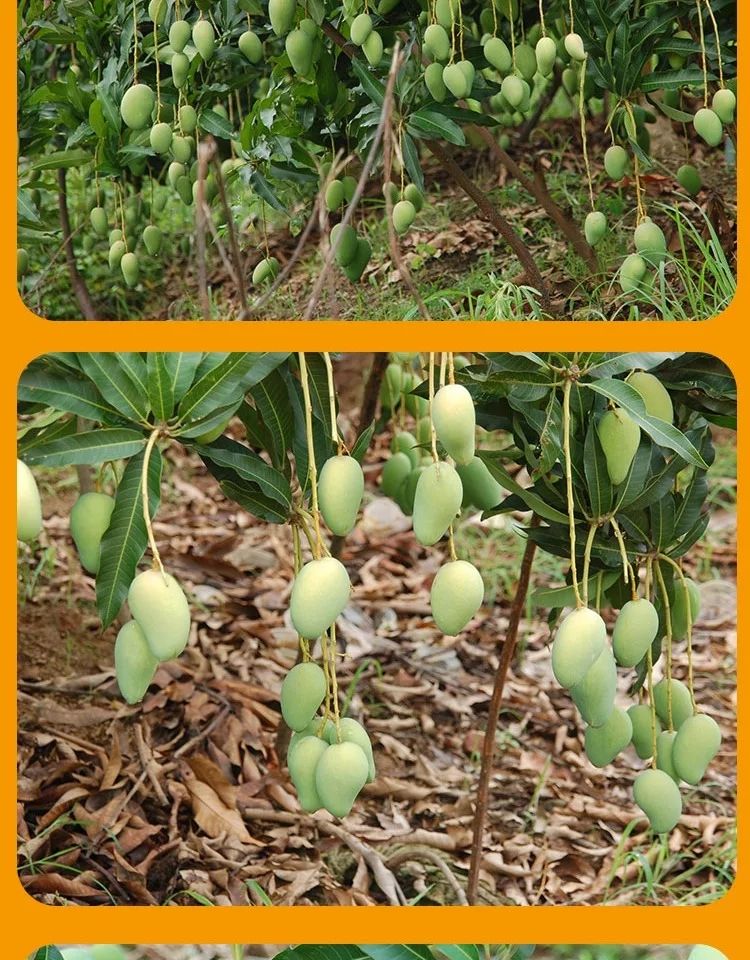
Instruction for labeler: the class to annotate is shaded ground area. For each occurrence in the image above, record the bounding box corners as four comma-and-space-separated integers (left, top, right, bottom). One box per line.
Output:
18, 411, 737, 908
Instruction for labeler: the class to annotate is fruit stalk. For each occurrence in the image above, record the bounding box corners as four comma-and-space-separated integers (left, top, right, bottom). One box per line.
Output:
581, 521, 597, 605
141, 426, 165, 576
659, 553, 698, 714
654, 559, 676, 729
298, 352, 324, 557
467, 516, 539, 904
562, 374, 583, 608
323, 352, 343, 452
428, 353, 439, 462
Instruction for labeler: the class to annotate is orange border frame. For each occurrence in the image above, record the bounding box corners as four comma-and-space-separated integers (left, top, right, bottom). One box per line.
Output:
4, 0, 746, 956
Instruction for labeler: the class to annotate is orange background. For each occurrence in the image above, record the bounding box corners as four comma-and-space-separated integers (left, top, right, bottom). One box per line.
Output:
4, 0, 746, 956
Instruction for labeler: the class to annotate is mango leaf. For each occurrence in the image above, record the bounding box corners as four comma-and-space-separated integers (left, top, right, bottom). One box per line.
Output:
164, 352, 204, 402
32, 948, 64, 960
247, 367, 295, 470
583, 417, 613, 518
30, 148, 92, 171
198, 108, 236, 140
478, 451, 569, 525
360, 948, 434, 960
530, 570, 620, 608
18, 369, 117, 422
77, 353, 150, 423
195, 436, 292, 509
178, 352, 288, 426
147, 352, 176, 421
97, 447, 162, 628
22, 428, 146, 466
352, 57, 385, 106
350, 421, 375, 463
408, 109, 466, 146
649, 493, 676, 550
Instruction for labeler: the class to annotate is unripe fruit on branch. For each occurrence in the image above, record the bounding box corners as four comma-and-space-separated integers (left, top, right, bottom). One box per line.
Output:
484, 36, 512, 73
382, 451, 412, 497
288, 735, 328, 811
239, 30, 263, 63
654, 728, 680, 782
143, 225, 163, 256
571, 645, 617, 728
70, 492, 115, 574
672, 713, 721, 784
109, 240, 126, 271
379, 361, 405, 409
403, 183, 424, 212
290, 557, 351, 639
443, 63, 471, 100
634, 218, 667, 265
604, 144, 628, 180
169, 19, 191, 53
176, 175, 193, 205
148, 0, 166, 24
120, 84, 155, 130
171, 52, 190, 89
434, 0, 460, 29
351, 13, 374, 46
584, 211, 607, 246
633, 767, 682, 833
598, 408, 640, 485
328, 717, 376, 781
281, 661, 327, 731
179, 105, 198, 134
318, 455, 365, 536
172, 135, 193, 163
670, 577, 700, 640
653, 677, 693, 730
393, 199, 416, 235
688, 949, 728, 960
424, 23, 451, 63
286, 28, 314, 76
585, 706, 633, 767
430, 560, 484, 635
412, 461, 463, 545
342, 238, 372, 282
121, 251, 140, 287
150, 122, 173, 155
252, 256, 280, 285
17, 459, 42, 543
619, 253, 649, 295
168, 161, 186, 188
192, 20, 216, 61
331, 223, 358, 267
501, 75, 525, 108
514, 43, 537, 81
391, 431, 419, 468
677, 163, 702, 196
315, 741, 370, 817
17, 248, 29, 278
288, 717, 334, 762
535, 36, 557, 76
456, 456, 502, 511
114, 620, 159, 704
712, 87, 736, 124
628, 703, 661, 760
612, 598, 659, 667
551, 606, 607, 689
128, 570, 190, 661
341, 176, 357, 202
325, 180, 345, 212
693, 107, 723, 147
432, 384, 476, 465
424, 62, 447, 101
269, 0, 297, 36
564, 32, 586, 62
362, 30, 384, 65
90, 206, 108, 236
626, 371, 673, 422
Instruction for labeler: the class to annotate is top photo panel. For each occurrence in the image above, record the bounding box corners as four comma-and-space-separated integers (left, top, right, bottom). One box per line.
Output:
17, 0, 737, 322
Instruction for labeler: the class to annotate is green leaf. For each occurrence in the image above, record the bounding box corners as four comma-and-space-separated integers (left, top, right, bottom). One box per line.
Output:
177, 352, 288, 426
22, 428, 146, 467
585, 378, 708, 468
583, 417, 613, 518
530, 570, 620, 608
97, 448, 162, 628
408, 108, 466, 146
18, 369, 117, 422
76, 353, 150, 423
360, 948, 434, 960
147, 353, 175, 421
198, 108, 236, 140
350, 422, 375, 463
352, 58, 385, 106
164, 352, 204, 402
196, 436, 292, 509
32, 949, 65, 960
30, 148, 92, 171
247, 367, 295, 470
478, 451, 570, 524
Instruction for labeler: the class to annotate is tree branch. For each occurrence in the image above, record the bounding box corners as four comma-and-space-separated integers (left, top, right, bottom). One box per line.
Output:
57, 168, 97, 319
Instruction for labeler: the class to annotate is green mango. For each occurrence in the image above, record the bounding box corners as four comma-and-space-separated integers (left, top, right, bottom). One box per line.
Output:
382, 451, 412, 498
148, 0, 166, 22
677, 163, 702, 196
342, 238, 372, 282
514, 42, 538, 80
172, 135, 193, 164
626, 370, 673, 422
403, 183, 424, 212
628, 703, 661, 760
424, 61, 447, 101
168, 161, 186, 188
379, 361, 405, 409
169, 19, 191, 53
128, 569, 191, 660
597, 408, 640, 485
281, 661, 327, 732
393, 199, 416, 235
653, 677, 693, 730
694, 107, 723, 147
634, 218, 667, 265
619, 253, 649, 295
604, 144, 628, 180
109, 240, 126, 271
289, 556, 351, 639
633, 767, 682, 833
120, 84, 155, 130
150, 121, 173, 155
143, 224, 163, 256
564, 32, 586, 62
328, 717, 376, 781
252, 256, 280, 285
318, 455, 365, 536
412, 460, 463, 545
351, 13, 373, 46
403, 372, 429, 417
331, 223, 358, 267
179, 105, 198, 134
712, 88, 736, 124
501, 74, 525, 108
269, 0, 297, 35
456, 456, 502, 510
585, 706, 633, 767
671, 577, 700, 639
688, 947, 728, 960
90, 206, 109, 236
70, 491, 115, 574
571, 645, 616, 727
535, 35, 557, 76
286, 28, 314, 75
17, 248, 30, 278
398, 464, 426, 516
430, 559, 484, 635
17, 459, 42, 543
176, 175, 194, 206
192, 19, 216, 60
341, 175, 357, 202
362, 30, 383, 65
239, 30, 263, 63
584, 211, 607, 246
391, 431, 420, 468
434, 0, 460, 28
612, 598, 659, 667
171, 52, 190, 89
424, 23, 451, 63
325, 179, 345, 212
655, 729, 680, 782
120, 251, 140, 287
288, 735, 328, 811
315, 741, 370, 817
114, 620, 159, 704
552, 607, 607, 689
415, 416, 432, 447
432, 383, 475, 465
672, 712, 721, 784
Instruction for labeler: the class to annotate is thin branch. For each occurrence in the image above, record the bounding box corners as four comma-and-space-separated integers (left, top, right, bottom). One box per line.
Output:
57, 168, 97, 319
211, 151, 250, 318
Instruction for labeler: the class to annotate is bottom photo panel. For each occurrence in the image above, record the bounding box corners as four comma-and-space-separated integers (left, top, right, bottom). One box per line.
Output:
31, 947, 730, 960
17, 353, 736, 908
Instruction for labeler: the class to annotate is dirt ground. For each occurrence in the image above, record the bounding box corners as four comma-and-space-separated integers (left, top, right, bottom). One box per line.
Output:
18, 364, 737, 907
